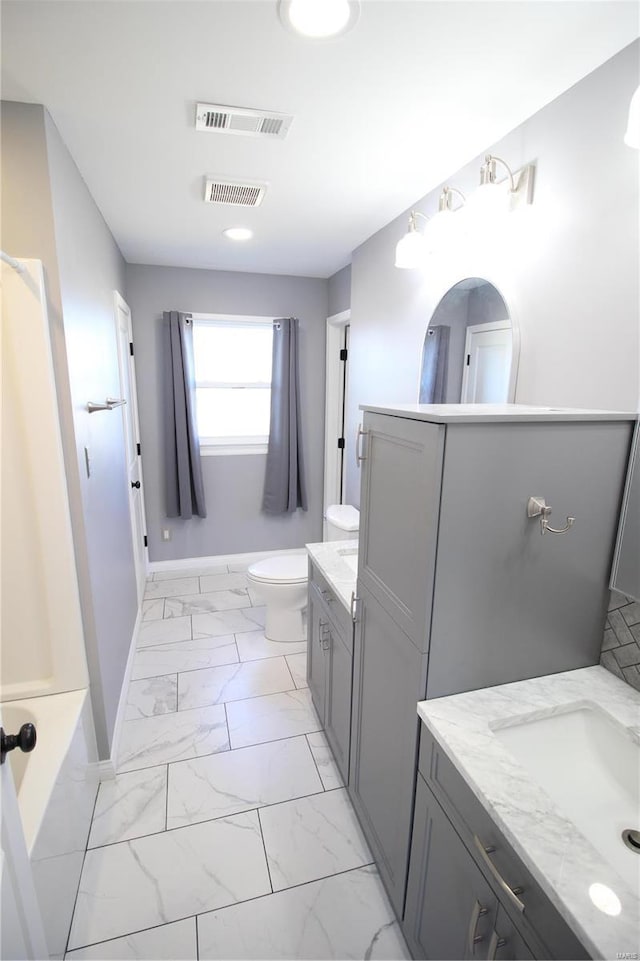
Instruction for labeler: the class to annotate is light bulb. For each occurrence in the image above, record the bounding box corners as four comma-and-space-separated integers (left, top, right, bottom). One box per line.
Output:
624, 85, 640, 149
287, 0, 352, 38
395, 229, 426, 269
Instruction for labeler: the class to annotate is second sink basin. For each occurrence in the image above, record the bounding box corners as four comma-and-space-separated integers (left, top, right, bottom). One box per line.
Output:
493, 705, 640, 894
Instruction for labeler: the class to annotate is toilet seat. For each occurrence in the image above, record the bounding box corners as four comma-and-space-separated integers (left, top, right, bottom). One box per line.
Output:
248, 554, 307, 585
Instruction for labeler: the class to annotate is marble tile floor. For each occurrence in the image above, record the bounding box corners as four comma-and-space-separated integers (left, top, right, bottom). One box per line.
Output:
66, 565, 409, 960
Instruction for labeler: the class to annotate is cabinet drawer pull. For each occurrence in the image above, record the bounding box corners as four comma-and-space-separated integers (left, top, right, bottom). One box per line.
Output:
473, 836, 525, 913
487, 930, 507, 960
320, 589, 335, 604
355, 424, 368, 465
467, 899, 488, 954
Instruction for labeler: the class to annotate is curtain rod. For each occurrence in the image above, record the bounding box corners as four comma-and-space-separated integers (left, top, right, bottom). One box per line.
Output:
0, 250, 26, 274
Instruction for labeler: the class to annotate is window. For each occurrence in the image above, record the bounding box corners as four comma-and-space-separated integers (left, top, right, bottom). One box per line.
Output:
192, 314, 274, 454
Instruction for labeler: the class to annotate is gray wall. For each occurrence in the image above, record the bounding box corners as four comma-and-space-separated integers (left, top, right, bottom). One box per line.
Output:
125, 264, 328, 561
45, 113, 138, 753
1, 102, 137, 758
328, 264, 351, 315
346, 41, 639, 506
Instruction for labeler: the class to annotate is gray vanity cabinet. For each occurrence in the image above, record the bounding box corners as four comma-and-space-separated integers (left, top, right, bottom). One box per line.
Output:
307, 581, 327, 720
408, 724, 590, 960
350, 405, 633, 933
404, 773, 500, 960
349, 581, 428, 914
307, 564, 353, 782
405, 774, 536, 961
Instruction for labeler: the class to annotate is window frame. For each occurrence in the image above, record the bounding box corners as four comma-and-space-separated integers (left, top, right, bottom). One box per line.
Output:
191, 312, 275, 456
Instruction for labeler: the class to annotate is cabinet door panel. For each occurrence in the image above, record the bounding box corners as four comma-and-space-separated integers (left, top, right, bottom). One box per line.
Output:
306, 585, 327, 721
358, 413, 445, 652
404, 774, 498, 961
490, 908, 536, 961
427, 421, 632, 697
325, 624, 352, 783
349, 583, 428, 915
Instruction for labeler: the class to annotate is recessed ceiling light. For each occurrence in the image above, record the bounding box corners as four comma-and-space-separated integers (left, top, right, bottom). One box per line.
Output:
223, 227, 253, 241
278, 0, 360, 39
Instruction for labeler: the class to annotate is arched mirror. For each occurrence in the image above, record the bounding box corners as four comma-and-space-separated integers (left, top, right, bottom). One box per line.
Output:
419, 278, 516, 404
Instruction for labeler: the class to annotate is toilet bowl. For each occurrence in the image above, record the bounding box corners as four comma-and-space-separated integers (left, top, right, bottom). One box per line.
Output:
247, 554, 308, 642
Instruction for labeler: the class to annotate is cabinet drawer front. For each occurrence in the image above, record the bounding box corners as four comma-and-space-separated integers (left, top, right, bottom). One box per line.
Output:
418, 726, 589, 960
309, 562, 352, 651
359, 413, 444, 653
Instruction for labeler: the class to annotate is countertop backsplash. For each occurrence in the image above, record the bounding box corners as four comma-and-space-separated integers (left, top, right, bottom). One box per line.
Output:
600, 591, 640, 691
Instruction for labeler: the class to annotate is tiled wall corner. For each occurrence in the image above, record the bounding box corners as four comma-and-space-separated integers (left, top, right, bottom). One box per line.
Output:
600, 592, 640, 692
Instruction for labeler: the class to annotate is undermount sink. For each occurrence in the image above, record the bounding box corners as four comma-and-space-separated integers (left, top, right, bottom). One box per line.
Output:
338, 548, 358, 575
492, 705, 640, 893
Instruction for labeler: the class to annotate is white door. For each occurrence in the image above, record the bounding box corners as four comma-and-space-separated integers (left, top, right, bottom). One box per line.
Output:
114, 292, 148, 603
461, 320, 513, 404
323, 310, 351, 535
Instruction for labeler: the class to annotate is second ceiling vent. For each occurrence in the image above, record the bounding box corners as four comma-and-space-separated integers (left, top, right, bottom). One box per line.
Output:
196, 102, 293, 139
204, 177, 268, 207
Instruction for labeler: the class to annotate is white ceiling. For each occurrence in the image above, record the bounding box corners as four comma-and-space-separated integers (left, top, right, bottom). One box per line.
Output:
2, 1, 638, 278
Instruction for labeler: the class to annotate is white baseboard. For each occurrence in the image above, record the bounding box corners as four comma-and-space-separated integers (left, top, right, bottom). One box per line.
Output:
148, 546, 309, 574
107, 603, 143, 774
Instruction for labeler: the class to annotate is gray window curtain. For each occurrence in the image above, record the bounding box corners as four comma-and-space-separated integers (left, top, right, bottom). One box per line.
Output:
419, 325, 450, 404
263, 317, 308, 514
164, 310, 207, 519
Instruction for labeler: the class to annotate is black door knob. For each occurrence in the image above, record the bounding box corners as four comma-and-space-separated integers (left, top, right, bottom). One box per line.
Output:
1, 723, 37, 764
131, 480, 141, 489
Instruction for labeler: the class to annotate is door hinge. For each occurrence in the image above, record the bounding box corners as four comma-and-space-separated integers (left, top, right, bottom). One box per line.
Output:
466, 354, 471, 366
339, 348, 348, 361
337, 437, 345, 449
137, 442, 141, 455
129, 342, 134, 356
143, 534, 148, 547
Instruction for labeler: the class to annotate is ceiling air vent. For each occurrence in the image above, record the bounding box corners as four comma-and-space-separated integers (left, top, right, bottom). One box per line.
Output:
204, 177, 268, 208
195, 103, 293, 140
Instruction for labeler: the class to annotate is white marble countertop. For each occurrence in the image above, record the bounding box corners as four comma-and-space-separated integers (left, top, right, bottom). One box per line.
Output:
417, 667, 640, 959
360, 403, 637, 423
305, 540, 358, 612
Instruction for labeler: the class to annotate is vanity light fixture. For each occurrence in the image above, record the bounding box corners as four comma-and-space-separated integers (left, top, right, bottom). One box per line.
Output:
467, 154, 517, 214
223, 227, 253, 241
423, 186, 466, 250
624, 85, 640, 148
395, 211, 429, 269
278, 0, 360, 39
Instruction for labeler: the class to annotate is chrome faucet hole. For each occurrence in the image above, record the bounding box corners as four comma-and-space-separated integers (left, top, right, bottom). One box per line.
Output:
621, 829, 640, 852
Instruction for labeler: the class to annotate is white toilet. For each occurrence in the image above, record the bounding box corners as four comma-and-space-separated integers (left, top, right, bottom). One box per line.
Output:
247, 554, 309, 642
325, 504, 360, 541
247, 505, 360, 643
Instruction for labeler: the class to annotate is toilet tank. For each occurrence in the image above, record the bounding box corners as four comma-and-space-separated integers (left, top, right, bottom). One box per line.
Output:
325, 504, 360, 541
